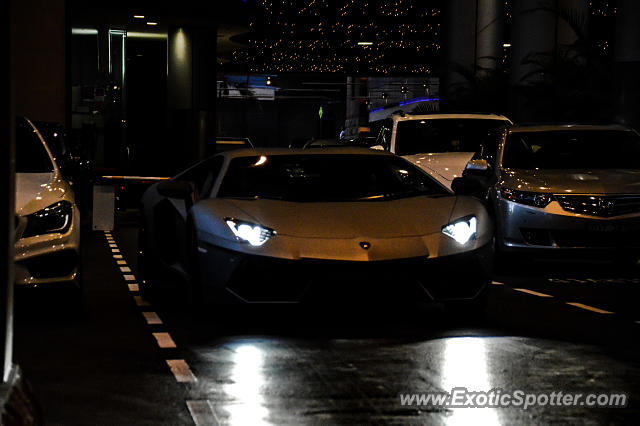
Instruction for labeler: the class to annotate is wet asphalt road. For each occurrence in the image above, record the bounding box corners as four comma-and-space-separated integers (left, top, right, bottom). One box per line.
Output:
13, 224, 640, 425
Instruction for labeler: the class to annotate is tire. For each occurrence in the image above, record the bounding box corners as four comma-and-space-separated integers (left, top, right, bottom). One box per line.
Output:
137, 218, 156, 300
186, 215, 204, 312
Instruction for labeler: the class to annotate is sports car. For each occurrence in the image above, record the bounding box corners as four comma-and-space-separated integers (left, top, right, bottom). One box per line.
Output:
139, 148, 493, 310
14, 117, 81, 289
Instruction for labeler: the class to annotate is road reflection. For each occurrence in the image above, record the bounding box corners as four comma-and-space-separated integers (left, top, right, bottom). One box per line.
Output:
223, 343, 271, 425
442, 337, 501, 425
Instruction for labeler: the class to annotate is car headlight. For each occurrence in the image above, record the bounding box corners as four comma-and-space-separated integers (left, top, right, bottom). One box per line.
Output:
22, 201, 73, 238
442, 216, 477, 245
500, 188, 553, 208
225, 218, 276, 246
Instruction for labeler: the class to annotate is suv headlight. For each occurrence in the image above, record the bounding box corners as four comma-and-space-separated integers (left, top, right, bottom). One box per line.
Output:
225, 218, 276, 246
22, 201, 73, 238
500, 188, 553, 208
442, 216, 477, 245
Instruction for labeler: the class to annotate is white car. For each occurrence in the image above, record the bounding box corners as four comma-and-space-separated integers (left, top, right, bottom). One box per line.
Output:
14, 117, 81, 289
377, 113, 512, 190
139, 148, 493, 311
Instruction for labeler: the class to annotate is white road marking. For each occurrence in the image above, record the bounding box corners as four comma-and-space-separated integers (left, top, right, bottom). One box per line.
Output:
187, 401, 219, 426
111, 248, 120, 253
142, 311, 163, 325
167, 359, 196, 382
113, 254, 123, 259
491, 281, 504, 285
153, 332, 177, 348
117, 260, 127, 265
123, 274, 136, 281
128, 283, 139, 292
513, 288, 553, 298
120, 266, 132, 272
133, 295, 150, 306
566, 302, 613, 314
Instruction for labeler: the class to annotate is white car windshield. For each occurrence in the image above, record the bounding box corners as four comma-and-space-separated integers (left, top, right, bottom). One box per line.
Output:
395, 118, 507, 156
502, 130, 640, 170
218, 154, 447, 202
16, 118, 54, 173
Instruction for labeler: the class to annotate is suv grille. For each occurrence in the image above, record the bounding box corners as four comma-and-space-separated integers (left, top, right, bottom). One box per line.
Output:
555, 195, 640, 218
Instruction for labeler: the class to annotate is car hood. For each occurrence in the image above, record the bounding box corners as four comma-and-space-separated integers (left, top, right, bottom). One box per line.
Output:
500, 169, 640, 194
16, 172, 68, 215
402, 152, 474, 189
201, 196, 456, 239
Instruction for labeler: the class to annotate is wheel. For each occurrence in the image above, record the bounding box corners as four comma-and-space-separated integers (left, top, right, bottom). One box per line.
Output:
137, 218, 156, 300
186, 215, 204, 311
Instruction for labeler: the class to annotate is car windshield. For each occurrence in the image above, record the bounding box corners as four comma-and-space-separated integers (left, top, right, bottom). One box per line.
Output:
502, 130, 640, 169
395, 118, 507, 156
16, 118, 54, 173
218, 154, 447, 202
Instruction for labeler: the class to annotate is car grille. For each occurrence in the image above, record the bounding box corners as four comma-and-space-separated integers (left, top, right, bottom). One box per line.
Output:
520, 227, 640, 248
555, 195, 640, 218
551, 230, 640, 248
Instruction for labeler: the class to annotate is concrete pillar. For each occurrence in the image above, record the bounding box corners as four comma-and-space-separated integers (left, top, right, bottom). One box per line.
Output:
167, 26, 217, 166
3, 0, 15, 386
614, 0, 640, 129
442, 0, 504, 111
510, 0, 588, 121
11, 0, 67, 124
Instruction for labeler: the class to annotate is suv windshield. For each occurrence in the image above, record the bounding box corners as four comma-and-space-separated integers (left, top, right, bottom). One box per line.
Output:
16, 118, 54, 173
502, 130, 640, 169
218, 154, 446, 202
395, 118, 507, 156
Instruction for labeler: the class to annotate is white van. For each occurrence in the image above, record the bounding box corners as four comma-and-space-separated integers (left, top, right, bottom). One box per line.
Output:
375, 113, 512, 190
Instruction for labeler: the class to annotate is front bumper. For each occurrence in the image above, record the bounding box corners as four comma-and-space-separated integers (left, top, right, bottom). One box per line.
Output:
14, 205, 81, 286
497, 198, 640, 257
196, 242, 493, 304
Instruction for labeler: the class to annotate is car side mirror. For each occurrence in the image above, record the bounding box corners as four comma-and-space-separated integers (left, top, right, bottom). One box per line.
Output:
157, 180, 193, 199
463, 159, 492, 176
451, 176, 484, 196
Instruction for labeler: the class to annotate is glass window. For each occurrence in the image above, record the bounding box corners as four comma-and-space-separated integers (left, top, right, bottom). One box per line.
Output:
218, 154, 447, 202
502, 130, 640, 169
395, 118, 507, 156
16, 118, 54, 173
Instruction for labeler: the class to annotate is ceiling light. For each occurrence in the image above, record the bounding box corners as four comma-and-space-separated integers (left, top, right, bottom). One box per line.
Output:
146, 22, 158, 26
134, 15, 145, 19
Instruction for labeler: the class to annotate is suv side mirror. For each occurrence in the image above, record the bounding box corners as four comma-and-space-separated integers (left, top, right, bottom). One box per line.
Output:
463, 159, 492, 177
157, 180, 193, 200
451, 176, 484, 196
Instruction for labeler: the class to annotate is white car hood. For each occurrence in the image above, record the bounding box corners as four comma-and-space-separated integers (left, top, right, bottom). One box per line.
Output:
402, 152, 475, 190
15, 172, 65, 215
199, 196, 456, 239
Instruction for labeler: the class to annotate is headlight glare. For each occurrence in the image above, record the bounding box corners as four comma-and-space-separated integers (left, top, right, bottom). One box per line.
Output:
442, 216, 477, 245
500, 188, 553, 208
22, 201, 73, 238
225, 218, 275, 246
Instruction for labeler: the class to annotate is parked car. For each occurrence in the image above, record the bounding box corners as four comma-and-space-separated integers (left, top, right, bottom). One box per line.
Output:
456, 124, 640, 262
14, 117, 82, 290
375, 112, 512, 190
139, 148, 493, 311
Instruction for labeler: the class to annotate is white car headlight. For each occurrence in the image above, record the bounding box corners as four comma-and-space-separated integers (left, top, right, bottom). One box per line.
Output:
442, 216, 477, 245
22, 201, 73, 238
225, 218, 276, 247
